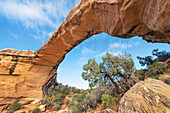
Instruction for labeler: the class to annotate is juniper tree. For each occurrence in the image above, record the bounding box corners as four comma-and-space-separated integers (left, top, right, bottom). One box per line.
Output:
82, 52, 135, 94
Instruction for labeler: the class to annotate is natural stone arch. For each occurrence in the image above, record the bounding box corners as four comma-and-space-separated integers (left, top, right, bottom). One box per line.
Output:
33, 0, 170, 94
0, 0, 169, 105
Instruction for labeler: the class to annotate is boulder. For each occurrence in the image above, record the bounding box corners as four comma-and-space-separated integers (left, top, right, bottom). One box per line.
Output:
119, 78, 170, 113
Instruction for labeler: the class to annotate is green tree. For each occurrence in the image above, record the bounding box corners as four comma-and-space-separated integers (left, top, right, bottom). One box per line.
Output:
137, 49, 170, 66
136, 49, 169, 80
82, 52, 135, 93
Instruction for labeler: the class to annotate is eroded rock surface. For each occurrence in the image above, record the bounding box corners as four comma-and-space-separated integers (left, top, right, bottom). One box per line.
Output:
0, 49, 53, 107
119, 78, 170, 113
34, 0, 170, 66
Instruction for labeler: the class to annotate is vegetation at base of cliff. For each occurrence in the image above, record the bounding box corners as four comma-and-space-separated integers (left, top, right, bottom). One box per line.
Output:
43, 83, 82, 111
68, 82, 119, 112
7, 99, 21, 112
102, 94, 116, 109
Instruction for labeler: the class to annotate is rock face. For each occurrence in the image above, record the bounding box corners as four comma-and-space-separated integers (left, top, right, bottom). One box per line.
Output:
119, 78, 170, 113
0, 0, 170, 108
0, 49, 53, 106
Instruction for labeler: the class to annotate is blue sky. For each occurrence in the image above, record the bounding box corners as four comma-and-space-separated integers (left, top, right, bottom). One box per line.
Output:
0, 0, 169, 89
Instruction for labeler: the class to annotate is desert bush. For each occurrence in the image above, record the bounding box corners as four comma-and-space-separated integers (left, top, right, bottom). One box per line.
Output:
102, 94, 116, 109
43, 84, 82, 111
102, 103, 107, 109
82, 93, 97, 111
135, 62, 168, 80
146, 62, 167, 79
7, 99, 21, 111
69, 91, 98, 112
54, 103, 61, 111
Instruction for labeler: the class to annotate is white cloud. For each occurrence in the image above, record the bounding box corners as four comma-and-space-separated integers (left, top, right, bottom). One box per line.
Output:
95, 51, 121, 57
81, 46, 97, 55
109, 43, 130, 49
9, 32, 19, 39
109, 41, 140, 50
111, 51, 121, 56
0, 0, 80, 42
95, 51, 107, 57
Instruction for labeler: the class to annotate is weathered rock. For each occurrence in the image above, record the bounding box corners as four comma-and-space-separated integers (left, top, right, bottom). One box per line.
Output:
118, 78, 170, 113
0, 0, 170, 108
34, 0, 170, 66
0, 49, 53, 106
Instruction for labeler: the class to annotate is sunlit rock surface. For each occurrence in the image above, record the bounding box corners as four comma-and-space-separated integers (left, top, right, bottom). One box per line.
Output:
34, 0, 170, 66
119, 78, 170, 113
0, 49, 52, 106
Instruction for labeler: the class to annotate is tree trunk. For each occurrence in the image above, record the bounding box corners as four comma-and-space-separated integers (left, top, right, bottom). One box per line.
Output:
105, 74, 121, 93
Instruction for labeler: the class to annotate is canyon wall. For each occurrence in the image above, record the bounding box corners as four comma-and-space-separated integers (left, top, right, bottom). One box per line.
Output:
0, 49, 53, 105
0, 0, 170, 108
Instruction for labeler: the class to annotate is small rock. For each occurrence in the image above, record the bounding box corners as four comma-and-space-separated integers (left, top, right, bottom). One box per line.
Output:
39, 105, 46, 112
31, 99, 41, 106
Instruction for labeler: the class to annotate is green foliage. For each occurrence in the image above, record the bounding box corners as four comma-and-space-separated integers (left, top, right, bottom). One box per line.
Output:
137, 49, 170, 66
32, 108, 40, 113
136, 49, 169, 80
135, 62, 168, 80
72, 92, 87, 102
68, 91, 98, 112
82, 52, 136, 94
43, 84, 82, 111
135, 69, 147, 80
53, 103, 62, 111
146, 62, 167, 79
102, 103, 107, 109
101, 94, 116, 109
7, 99, 21, 112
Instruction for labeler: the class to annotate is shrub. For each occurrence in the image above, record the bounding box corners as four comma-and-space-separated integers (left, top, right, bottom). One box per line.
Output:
101, 94, 116, 109
146, 62, 167, 79
135, 62, 168, 80
32, 108, 40, 113
7, 99, 21, 111
70, 103, 83, 113
54, 103, 61, 111
83, 93, 97, 110
69, 92, 97, 112
102, 103, 107, 109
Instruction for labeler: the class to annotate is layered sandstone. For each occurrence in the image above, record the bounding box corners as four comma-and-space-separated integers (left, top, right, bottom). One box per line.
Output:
0, 49, 53, 106
0, 0, 170, 109
119, 78, 170, 113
